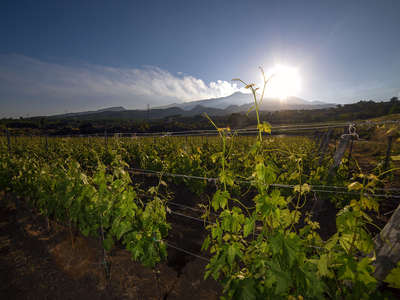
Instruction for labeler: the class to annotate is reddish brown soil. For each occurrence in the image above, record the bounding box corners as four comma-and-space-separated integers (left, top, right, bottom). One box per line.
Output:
0, 194, 220, 300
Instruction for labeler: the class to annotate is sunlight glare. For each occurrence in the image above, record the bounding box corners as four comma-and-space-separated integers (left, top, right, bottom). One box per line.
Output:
264, 65, 301, 100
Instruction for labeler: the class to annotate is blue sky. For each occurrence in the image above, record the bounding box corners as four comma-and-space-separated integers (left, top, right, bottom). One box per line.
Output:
1, 0, 400, 117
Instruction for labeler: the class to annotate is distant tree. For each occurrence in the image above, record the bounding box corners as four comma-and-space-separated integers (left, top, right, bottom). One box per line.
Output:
389, 97, 399, 114
39, 117, 45, 129
78, 122, 95, 134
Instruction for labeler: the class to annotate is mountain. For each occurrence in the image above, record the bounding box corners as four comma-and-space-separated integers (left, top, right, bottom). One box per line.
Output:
157, 92, 253, 110
48, 105, 231, 121
46, 93, 335, 121
157, 92, 335, 111
97, 106, 126, 113
51, 106, 126, 118
249, 98, 336, 111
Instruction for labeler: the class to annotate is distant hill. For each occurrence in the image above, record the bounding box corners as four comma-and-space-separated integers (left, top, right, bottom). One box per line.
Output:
47, 92, 335, 121
97, 106, 126, 113
156, 92, 335, 111
52, 106, 126, 118
49, 105, 233, 121
2, 97, 399, 135
156, 92, 253, 110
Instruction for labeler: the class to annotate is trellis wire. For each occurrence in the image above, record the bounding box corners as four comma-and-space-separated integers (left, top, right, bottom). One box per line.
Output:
168, 201, 218, 217
309, 184, 400, 193
98, 119, 400, 137
128, 167, 400, 198
161, 238, 347, 263
169, 210, 213, 225
162, 240, 210, 262
3, 119, 398, 139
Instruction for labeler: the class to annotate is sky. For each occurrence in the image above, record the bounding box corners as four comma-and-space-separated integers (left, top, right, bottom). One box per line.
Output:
1, 0, 400, 117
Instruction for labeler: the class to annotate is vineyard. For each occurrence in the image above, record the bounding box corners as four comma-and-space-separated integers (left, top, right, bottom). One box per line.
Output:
1, 113, 400, 299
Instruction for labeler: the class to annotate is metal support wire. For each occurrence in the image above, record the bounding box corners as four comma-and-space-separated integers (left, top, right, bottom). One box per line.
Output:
12, 119, 399, 139
341, 123, 360, 140
168, 201, 218, 217
129, 167, 218, 182
127, 167, 400, 198
168, 210, 214, 225
309, 188, 400, 199
163, 240, 210, 262
309, 184, 400, 193
97, 119, 399, 137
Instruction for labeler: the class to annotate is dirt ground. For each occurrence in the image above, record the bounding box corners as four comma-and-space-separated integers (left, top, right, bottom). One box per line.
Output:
0, 194, 220, 300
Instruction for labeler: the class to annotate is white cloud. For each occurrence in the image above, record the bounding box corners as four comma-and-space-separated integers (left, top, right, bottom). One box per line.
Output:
0, 54, 240, 116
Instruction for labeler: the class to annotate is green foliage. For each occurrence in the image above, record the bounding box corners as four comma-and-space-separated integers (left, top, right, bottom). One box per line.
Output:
385, 262, 400, 289
0, 147, 169, 268
0, 101, 398, 299
199, 69, 396, 299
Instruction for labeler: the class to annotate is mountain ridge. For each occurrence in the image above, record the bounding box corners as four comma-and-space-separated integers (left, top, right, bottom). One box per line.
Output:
155, 91, 335, 111
53, 106, 126, 118
47, 92, 336, 121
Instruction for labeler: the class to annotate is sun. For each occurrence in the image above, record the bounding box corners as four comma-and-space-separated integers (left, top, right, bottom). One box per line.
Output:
265, 65, 301, 100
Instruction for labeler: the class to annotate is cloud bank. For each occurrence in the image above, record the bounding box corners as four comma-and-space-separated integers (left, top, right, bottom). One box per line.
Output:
0, 54, 241, 117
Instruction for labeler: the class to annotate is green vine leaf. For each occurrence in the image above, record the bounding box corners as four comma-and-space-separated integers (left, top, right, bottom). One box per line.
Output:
212, 190, 230, 211
348, 182, 363, 191
384, 262, 400, 288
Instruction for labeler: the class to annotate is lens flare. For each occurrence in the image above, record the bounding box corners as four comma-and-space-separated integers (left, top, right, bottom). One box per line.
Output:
265, 65, 301, 100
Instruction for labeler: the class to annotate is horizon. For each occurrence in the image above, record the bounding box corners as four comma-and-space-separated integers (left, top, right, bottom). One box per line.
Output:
1, 0, 400, 117
2, 91, 398, 120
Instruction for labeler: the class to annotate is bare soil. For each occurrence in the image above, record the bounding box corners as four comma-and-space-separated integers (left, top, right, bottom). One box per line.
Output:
0, 193, 220, 300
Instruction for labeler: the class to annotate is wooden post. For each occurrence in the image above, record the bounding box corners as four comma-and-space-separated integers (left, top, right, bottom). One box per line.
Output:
318, 132, 325, 152
318, 129, 332, 164
104, 129, 108, 148
311, 132, 351, 240
314, 131, 320, 145
384, 136, 393, 171
328, 135, 351, 178
45, 136, 48, 151
374, 203, 400, 281
6, 129, 11, 152
347, 137, 354, 179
